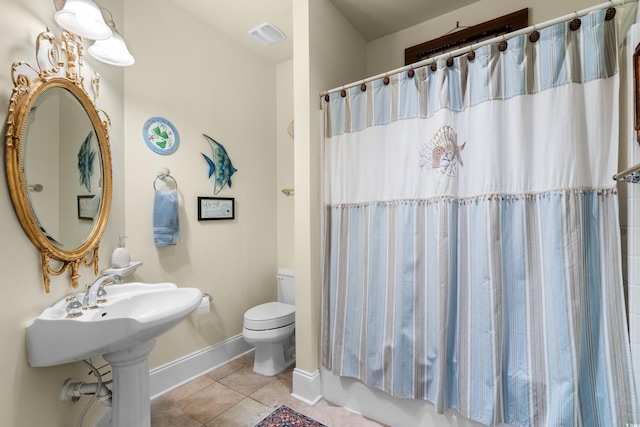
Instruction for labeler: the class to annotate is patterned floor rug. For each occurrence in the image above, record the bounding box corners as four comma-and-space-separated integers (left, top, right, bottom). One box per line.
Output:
254, 405, 328, 427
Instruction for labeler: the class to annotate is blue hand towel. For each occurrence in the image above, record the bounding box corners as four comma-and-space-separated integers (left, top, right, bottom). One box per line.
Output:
153, 190, 180, 246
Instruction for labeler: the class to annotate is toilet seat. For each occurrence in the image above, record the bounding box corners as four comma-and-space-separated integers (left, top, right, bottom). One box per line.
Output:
244, 302, 295, 331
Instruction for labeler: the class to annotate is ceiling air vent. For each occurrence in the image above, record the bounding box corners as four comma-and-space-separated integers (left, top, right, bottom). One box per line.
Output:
249, 22, 286, 45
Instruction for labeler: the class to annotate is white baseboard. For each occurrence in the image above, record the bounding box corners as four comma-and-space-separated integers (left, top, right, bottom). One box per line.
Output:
149, 334, 253, 399
93, 334, 252, 426
291, 367, 322, 405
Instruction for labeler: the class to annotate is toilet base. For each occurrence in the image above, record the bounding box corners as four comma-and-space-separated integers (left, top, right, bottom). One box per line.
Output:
253, 346, 295, 376
246, 328, 296, 376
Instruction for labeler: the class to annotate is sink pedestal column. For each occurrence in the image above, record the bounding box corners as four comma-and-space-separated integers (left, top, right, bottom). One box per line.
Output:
103, 339, 156, 427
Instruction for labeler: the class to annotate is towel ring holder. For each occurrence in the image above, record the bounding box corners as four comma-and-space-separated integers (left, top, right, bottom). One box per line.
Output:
153, 167, 178, 191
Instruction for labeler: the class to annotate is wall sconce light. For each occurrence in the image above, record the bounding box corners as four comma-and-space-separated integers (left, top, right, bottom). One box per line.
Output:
53, 0, 135, 67
53, 0, 111, 40
88, 9, 135, 66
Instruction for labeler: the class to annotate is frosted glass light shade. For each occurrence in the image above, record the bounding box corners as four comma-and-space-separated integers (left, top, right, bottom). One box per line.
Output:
88, 28, 135, 66
54, 0, 111, 40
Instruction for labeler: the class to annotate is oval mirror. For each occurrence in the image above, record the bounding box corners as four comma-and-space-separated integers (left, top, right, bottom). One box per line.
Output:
5, 30, 112, 292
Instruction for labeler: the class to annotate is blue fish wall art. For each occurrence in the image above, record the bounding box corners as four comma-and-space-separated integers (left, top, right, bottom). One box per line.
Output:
201, 134, 237, 194
77, 131, 95, 192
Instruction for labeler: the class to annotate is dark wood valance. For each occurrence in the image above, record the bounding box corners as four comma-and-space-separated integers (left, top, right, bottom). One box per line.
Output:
405, 8, 529, 65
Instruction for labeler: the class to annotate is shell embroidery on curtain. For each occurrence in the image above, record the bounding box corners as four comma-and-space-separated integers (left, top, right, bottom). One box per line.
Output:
419, 125, 466, 176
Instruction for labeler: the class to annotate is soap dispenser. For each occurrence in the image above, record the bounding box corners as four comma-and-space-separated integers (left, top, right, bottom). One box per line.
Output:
111, 235, 131, 268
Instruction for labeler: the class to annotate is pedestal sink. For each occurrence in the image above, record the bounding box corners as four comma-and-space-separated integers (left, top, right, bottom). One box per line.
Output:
26, 282, 202, 427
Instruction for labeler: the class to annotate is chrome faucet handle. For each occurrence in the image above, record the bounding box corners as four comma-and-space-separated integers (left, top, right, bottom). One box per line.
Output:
82, 290, 98, 309
96, 285, 108, 304
65, 295, 83, 318
82, 273, 125, 308
109, 274, 124, 285
99, 275, 124, 302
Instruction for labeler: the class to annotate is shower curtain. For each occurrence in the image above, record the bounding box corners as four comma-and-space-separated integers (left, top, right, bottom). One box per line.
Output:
321, 7, 638, 427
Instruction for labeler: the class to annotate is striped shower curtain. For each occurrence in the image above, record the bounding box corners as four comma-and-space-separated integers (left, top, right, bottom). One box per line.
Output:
321, 7, 638, 427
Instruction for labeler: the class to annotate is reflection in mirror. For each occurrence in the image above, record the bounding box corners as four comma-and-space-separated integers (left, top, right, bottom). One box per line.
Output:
24, 87, 102, 250
5, 29, 112, 292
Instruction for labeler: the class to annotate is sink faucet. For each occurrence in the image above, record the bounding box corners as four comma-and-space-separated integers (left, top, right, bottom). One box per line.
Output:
83, 274, 124, 308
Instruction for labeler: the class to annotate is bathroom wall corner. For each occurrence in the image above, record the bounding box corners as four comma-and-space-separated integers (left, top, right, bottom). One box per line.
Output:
291, 367, 323, 406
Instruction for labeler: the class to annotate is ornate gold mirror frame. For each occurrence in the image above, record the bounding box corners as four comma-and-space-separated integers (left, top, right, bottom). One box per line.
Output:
5, 29, 112, 292
634, 42, 640, 144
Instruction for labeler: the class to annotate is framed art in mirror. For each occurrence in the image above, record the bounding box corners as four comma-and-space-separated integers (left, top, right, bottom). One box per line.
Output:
77, 195, 96, 220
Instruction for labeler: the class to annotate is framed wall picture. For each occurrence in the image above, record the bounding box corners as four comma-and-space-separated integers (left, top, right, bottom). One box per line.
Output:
198, 197, 234, 220
77, 195, 96, 220
143, 116, 180, 155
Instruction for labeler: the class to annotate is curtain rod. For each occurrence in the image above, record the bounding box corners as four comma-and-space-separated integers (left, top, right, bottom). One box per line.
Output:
320, 0, 635, 97
613, 162, 640, 182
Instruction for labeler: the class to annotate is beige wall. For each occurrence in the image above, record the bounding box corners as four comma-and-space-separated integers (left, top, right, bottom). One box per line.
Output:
122, 0, 279, 367
277, 59, 295, 269
0, 0, 125, 425
293, 0, 367, 374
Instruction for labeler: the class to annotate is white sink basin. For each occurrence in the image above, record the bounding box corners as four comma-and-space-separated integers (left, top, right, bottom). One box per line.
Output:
27, 282, 202, 367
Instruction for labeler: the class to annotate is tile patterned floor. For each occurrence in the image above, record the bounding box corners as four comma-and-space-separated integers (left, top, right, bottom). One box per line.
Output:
150, 352, 387, 427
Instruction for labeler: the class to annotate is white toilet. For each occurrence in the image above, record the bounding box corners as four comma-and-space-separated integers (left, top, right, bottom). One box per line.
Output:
242, 269, 296, 376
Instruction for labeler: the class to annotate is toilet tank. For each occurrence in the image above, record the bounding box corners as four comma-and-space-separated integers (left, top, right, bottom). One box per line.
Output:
277, 268, 295, 305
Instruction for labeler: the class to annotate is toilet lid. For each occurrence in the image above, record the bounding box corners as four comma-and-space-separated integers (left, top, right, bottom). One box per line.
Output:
244, 302, 295, 331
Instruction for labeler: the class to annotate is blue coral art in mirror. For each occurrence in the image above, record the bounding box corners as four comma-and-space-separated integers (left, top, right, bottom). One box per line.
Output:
77, 130, 95, 192
201, 134, 238, 194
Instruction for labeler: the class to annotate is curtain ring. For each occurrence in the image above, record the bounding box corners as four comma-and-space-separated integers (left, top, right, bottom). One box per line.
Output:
360, 81, 367, 92
467, 45, 476, 61
340, 88, 347, 97
605, 6, 617, 20
430, 62, 437, 72
383, 75, 390, 85
407, 69, 415, 78
569, 11, 582, 31
446, 55, 454, 67
569, 13, 581, 31
529, 24, 540, 43
498, 35, 508, 52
